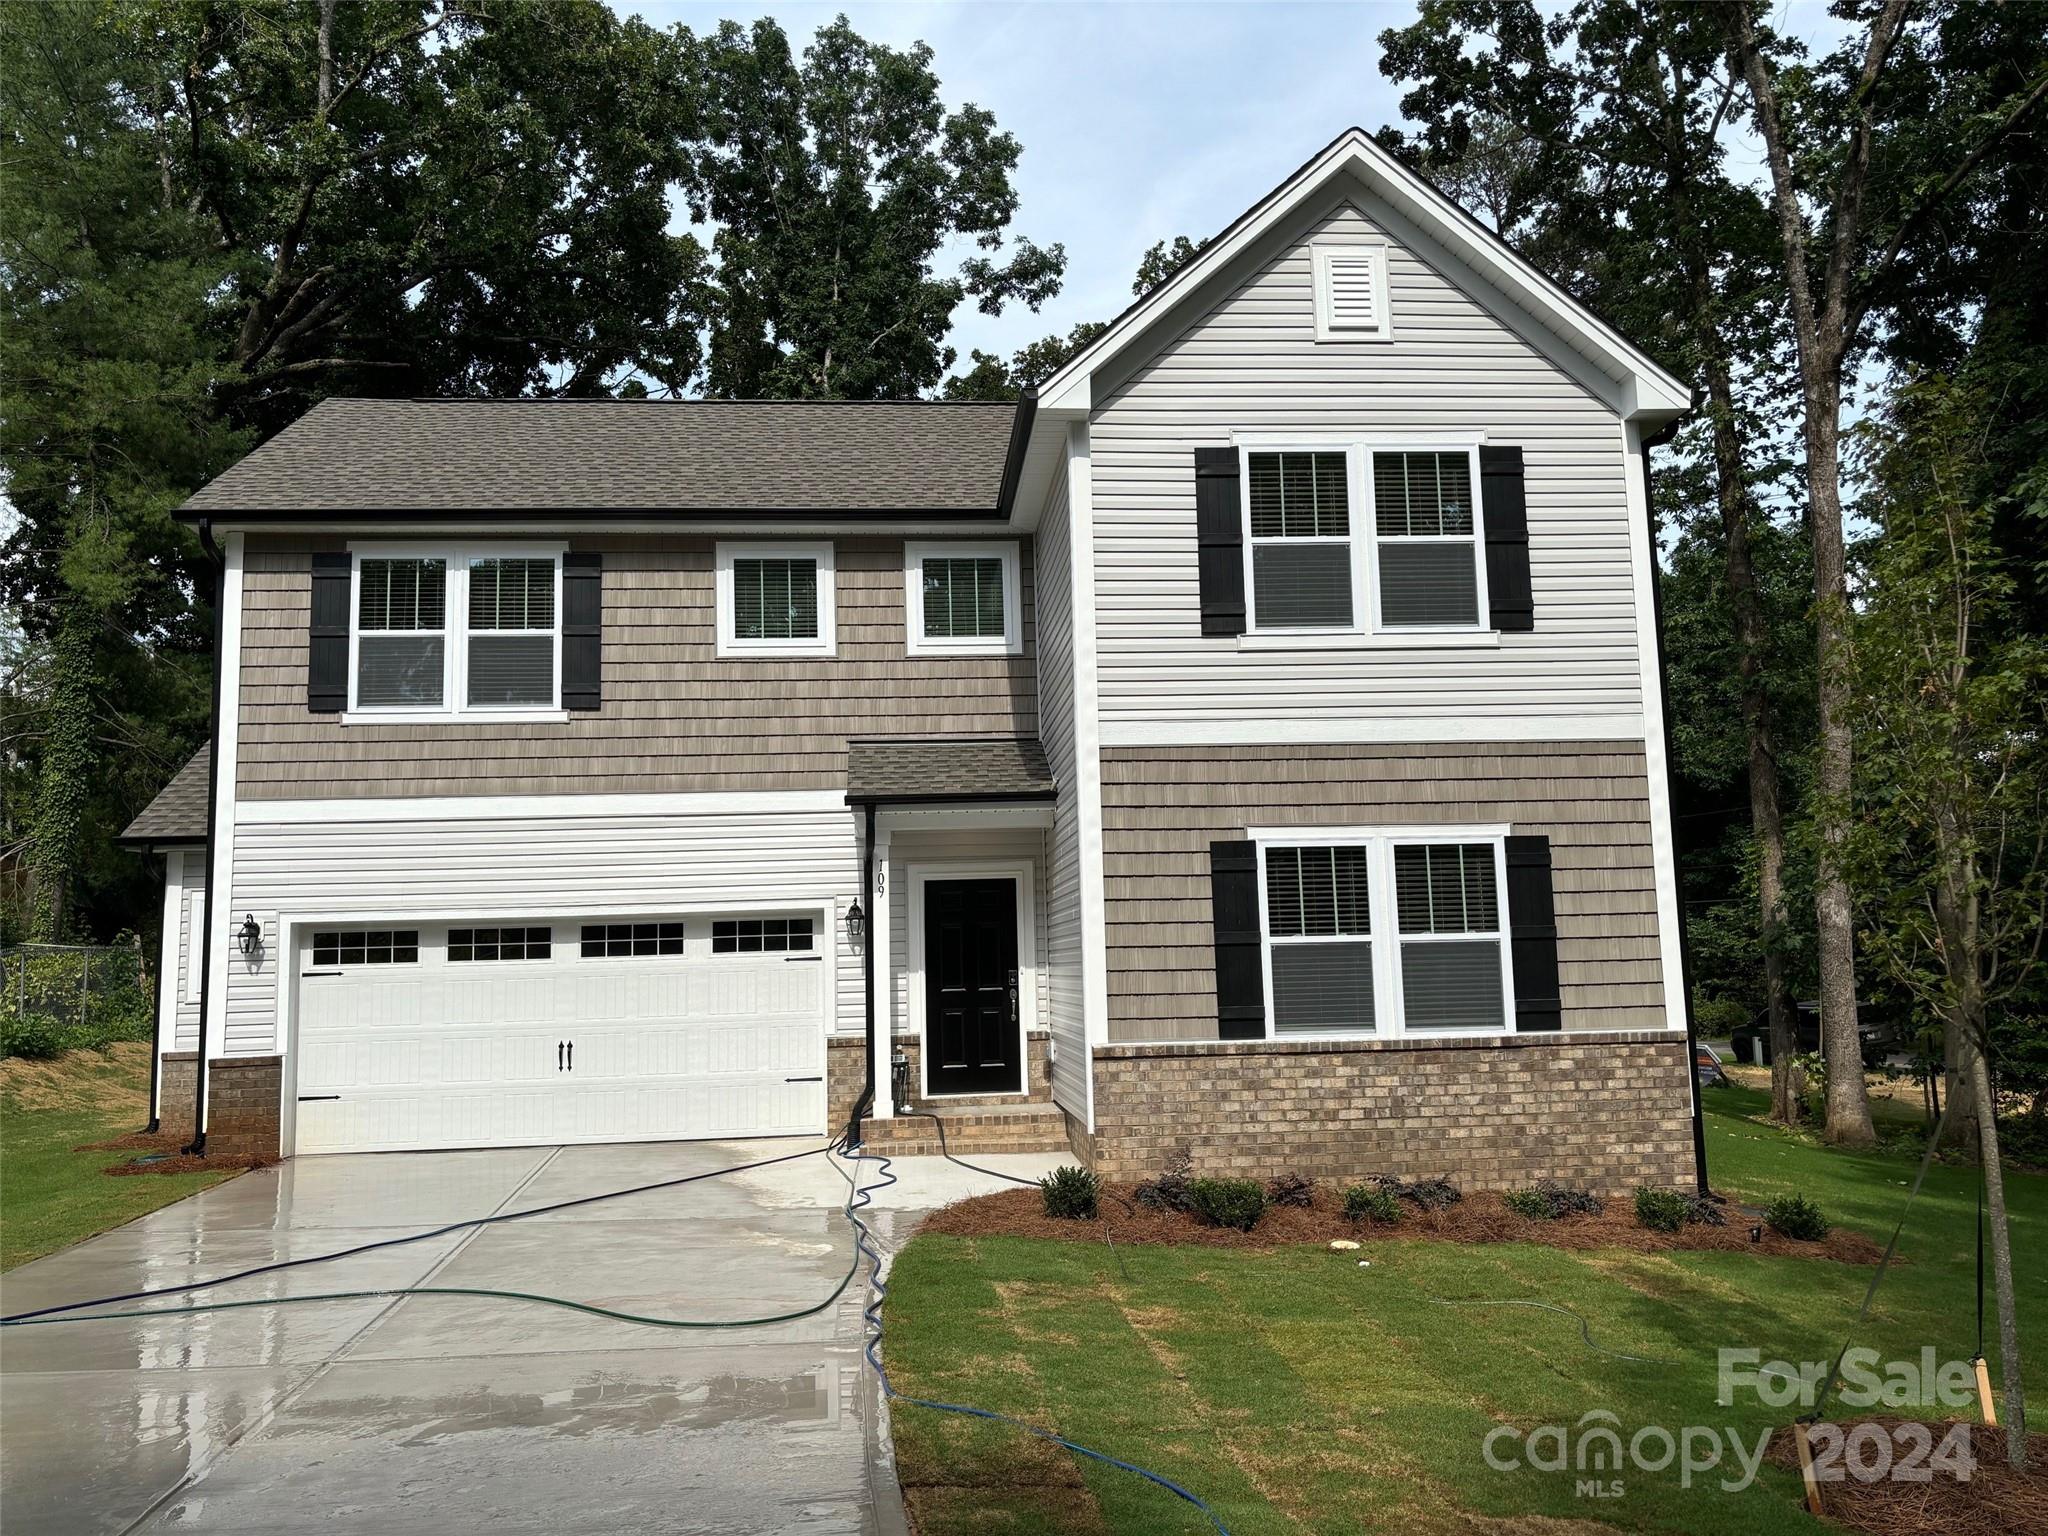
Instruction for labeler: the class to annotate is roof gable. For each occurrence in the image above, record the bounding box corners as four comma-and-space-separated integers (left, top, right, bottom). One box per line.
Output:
1037, 128, 1691, 423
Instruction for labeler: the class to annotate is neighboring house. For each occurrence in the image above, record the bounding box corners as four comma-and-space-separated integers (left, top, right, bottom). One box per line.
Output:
121, 129, 1699, 1190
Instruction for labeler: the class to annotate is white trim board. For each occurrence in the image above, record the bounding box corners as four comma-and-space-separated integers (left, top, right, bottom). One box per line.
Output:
1096, 717, 1650, 749
237, 789, 853, 825
1067, 422, 1109, 1132
905, 860, 1037, 1102
203, 532, 245, 1123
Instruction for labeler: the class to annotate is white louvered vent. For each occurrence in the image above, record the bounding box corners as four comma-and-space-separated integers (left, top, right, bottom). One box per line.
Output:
1314, 246, 1390, 341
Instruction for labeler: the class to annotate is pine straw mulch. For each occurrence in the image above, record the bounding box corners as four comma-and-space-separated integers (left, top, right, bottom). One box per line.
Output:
72, 1128, 278, 1177
1764, 1419, 2046, 1536
921, 1184, 1887, 1264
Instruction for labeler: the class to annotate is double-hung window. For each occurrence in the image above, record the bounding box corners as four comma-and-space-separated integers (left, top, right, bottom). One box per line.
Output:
1239, 443, 1490, 636
1254, 828, 1513, 1038
905, 541, 1021, 655
717, 543, 836, 657
349, 545, 563, 717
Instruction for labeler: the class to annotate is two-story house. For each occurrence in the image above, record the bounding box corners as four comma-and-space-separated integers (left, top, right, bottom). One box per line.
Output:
122, 130, 1701, 1191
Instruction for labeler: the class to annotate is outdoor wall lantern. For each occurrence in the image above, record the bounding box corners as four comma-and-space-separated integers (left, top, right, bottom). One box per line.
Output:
237, 914, 263, 958
845, 898, 866, 946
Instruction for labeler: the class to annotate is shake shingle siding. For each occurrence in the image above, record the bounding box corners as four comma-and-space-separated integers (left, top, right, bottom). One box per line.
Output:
1086, 197, 1645, 737
1099, 742, 1663, 1042
236, 534, 1036, 798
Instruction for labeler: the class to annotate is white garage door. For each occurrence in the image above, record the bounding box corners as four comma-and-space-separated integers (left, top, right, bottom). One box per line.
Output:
292, 916, 827, 1154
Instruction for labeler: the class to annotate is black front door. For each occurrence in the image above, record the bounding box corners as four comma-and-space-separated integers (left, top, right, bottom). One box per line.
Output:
925, 878, 1020, 1095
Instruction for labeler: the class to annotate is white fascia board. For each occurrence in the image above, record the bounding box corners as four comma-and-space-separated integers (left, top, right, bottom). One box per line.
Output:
1038, 129, 1691, 422
1097, 715, 1649, 749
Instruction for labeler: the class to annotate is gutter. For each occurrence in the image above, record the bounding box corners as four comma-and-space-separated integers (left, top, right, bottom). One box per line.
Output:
185, 519, 227, 1158
1638, 406, 1710, 1195
848, 802, 879, 1147
994, 387, 1038, 519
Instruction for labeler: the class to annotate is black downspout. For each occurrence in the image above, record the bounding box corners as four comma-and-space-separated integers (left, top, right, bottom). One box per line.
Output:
846, 801, 879, 1148
1639, 418, 1710, 1195
185, 519, 227, 1158
143, 851, 165, 1133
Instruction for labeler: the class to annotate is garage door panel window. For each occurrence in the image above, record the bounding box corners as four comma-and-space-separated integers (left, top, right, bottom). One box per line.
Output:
581, 922, 684, 958
449, 926, 552, 962
351, 546, 562, 716
312, 929, 420, 967
1258, 833, 1510, 1039
713, 917, 814, 954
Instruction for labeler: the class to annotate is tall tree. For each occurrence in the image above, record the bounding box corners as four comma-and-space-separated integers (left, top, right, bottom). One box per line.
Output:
1721, 0, 2048, 1144
681, 16, 1063, 399
1378, 1, 1812, 1121
1850, 370, 2043, 1464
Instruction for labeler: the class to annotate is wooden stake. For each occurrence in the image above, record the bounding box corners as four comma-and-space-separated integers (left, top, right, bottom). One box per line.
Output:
1792, 1422, 1825, 1517
1973, 1357, 1998, 1426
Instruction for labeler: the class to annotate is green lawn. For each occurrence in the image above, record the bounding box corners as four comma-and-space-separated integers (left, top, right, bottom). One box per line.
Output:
1, 1043, 235, 1270
883, 1084, 2044, 1534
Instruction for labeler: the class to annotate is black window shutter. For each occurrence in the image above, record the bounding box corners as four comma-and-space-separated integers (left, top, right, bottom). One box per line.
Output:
1505, 834, 1562, 1032
561, 551, 602, 711
1480, 444, 1534, 632
308, 552, 350, 713
1210, 839, 1266, 1039
1194, 447, 1246, 637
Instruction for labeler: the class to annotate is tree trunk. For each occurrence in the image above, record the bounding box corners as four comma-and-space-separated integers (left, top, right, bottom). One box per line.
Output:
1965, 1035, 2028, 1466
1699, 350, 1798, 1122
1806, 379, 1877, 1145
1941, 1015, 1980, 1150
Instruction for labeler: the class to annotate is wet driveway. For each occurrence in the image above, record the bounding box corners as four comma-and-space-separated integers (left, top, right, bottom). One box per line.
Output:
0, 1139, 1054, 1535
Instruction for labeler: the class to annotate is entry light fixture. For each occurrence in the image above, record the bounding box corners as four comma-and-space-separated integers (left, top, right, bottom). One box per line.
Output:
845, 898, 866, 946
238, 914, 263, 957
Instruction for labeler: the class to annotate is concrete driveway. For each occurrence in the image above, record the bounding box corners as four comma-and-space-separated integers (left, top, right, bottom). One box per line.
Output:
0, 1139, 1061, 1535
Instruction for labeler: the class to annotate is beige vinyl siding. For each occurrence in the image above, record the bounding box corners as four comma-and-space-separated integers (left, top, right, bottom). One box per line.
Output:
172, 855, 205, 1051
886, 827, 1050, 1041
1033, 466, 1088, 1118
237, 534, 1036, 798
1087, 197, 1644, 736
220, 805, 860, 1057
1099, 742, 1664, 1042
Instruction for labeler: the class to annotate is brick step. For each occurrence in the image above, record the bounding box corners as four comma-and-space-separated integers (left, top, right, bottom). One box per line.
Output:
860, 1104, 1071, 1157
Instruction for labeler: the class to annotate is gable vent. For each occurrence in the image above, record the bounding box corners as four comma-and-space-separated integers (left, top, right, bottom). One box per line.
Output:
1314, 246, 1390, 341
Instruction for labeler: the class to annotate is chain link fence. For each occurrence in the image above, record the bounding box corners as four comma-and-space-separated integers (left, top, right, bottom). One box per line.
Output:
1, 941, 153, 1059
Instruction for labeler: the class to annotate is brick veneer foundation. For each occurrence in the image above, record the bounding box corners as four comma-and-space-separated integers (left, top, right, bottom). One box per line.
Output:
1085, 1031, 1696, 1192
154, 1053, 283, 1159
827, 1030, 1055, 1131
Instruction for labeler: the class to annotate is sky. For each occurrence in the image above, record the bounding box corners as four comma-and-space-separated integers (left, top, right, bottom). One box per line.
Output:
614, 0, 1856, 379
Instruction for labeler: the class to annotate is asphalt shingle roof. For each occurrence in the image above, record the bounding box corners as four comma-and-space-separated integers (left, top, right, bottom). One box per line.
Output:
119, 746, 210, 845
181, 398, 1021, 515
846, 737, 1056, 804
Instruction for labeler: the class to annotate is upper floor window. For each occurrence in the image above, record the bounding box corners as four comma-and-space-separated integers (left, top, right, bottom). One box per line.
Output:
1240, 444, 1488, 636
350, 545, 561, 717
905, 541, 1022, 656
717, 543, 836, 658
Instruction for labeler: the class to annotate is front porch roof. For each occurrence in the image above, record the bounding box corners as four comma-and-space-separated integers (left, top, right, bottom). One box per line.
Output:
845, 736, 1056, 807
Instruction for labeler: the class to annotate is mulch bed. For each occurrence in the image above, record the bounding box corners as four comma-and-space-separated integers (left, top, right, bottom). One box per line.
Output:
921, 1184, 1886, 1264
74, 1130, 277, 1177
1764, 1419, 2046, 1536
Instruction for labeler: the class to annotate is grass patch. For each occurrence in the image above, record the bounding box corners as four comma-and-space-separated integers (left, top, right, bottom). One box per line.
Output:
1, 1041, 235, 1270
884, 1084, 2045, 1534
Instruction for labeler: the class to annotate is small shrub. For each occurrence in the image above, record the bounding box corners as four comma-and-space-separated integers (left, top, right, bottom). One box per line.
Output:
1789, 1050, 1828, 1123
1693, 996, 1750, 1038
1634, 1187, 1728, 1233
1389, 1175, 1462, 1211
1634, 1187, 1689, 1233
1265, 1171, 1316, 1208
0, 1012, 70, 1061
1134, 1149, 1194, 1212
1186, 1177, 1268, 1232
1502, 1187, 1556, 1220
1039, 1165, 1100, 1220
1534, 1178, 1603, 1217
1764, 1193, 1829, 1242
1343, 1183, 1401, 1224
